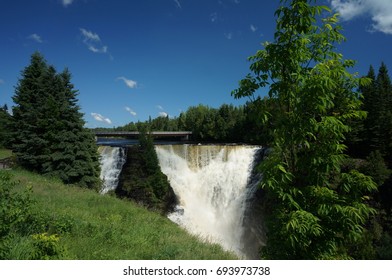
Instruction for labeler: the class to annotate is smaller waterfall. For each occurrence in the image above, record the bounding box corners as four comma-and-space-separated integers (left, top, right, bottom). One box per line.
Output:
98, 146, 126, 194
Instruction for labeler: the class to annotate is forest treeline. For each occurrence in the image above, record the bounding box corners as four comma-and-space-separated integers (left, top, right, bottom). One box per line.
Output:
93, 101, 271, 144
344, 63, 392, 259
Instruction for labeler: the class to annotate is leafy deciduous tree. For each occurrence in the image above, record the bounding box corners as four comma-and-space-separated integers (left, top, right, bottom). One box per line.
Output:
233, 0, 377, 259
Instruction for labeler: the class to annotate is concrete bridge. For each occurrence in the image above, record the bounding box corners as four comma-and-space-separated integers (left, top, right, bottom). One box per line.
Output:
95, 131, 192, 141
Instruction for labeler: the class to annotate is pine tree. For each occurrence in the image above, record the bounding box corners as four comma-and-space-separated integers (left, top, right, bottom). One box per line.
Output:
0, 105, 11, 148
360, 66, 377, 155
360, 63, 392, 165
344, 67, 376, 158
233, 0, 377, 259
12, 52, 50, 170
376, 63, 392, 165
12, 52, 100, 189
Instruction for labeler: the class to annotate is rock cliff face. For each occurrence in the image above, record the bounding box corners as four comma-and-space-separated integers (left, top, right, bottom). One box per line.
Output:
115, 146, 176, 214
0, 157, 14, 169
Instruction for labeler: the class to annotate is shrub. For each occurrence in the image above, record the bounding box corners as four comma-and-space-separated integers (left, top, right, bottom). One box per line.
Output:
30, 233, 66, 260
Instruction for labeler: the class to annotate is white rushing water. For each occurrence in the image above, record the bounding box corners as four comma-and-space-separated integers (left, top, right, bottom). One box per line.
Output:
98, 146, 126, 194
155, 144, 263, 258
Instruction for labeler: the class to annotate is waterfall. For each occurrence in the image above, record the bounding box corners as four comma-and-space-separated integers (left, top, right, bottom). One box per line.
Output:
155, 144, 264, 259
98, 146, 126, 194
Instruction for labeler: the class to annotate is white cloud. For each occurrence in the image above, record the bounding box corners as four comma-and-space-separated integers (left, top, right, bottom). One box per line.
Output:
174, 0, 181, 9
28, 33, 43, 43
80, 28, 110, 55
125, 107, 137, 116
88, 45, 108, 54
80, 28, 101, 42
224, 32, 233, 40
156, 105, 168, 117
62, 0, 74, 7
91, 113, 112, 124
159, 112, 168, 117
329, 0, 392, 34
117, 77, 138, 89
250, 24, 257, 32
210, 12, 218, 23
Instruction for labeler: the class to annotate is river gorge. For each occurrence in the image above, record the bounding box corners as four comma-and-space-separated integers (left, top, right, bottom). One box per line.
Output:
98, 144, 265, 259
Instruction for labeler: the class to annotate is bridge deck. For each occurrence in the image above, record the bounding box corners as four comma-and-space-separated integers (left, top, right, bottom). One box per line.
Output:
95, 131, 192, 140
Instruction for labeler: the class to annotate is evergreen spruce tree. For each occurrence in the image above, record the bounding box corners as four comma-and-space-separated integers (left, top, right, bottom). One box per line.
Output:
233, 0, 377, 259
359, 66, 377, 156
12, 53, 50, 170
376, 63, 392, 165
12, 52, 100, 189
360, 63, 392, 165
344, 67, 376, 158
0, 105, 12, 148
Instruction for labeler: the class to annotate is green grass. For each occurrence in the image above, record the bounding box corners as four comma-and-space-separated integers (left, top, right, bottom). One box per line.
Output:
8, 168, 237, 260
0, 149, 12, 160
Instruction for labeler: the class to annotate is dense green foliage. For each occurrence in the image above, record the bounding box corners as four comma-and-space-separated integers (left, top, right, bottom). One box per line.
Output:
11, 52, 100, 189
233, 0, 377, 259
0, 105, 12, 148
3, 168, 235, 260
177, 104, 245, 142
116, 130, 176, 213
0, 170, 66, 259
343, 63, 392, 259
0, 171, 32, 258
363, 64, 392, 162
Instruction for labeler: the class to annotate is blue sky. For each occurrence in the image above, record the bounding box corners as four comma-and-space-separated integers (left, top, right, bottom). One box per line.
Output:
1, 0, 392, 128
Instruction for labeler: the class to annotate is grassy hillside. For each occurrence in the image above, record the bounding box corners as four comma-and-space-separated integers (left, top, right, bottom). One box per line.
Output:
5, 168, 237, 260
0, 149, 12, 160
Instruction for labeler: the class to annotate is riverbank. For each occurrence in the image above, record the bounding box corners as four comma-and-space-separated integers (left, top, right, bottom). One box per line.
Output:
3, 168, 237, 260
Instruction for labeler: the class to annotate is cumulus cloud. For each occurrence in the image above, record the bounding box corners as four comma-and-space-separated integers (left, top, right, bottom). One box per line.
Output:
329, 0, 392, 34
125, 107, 137, 116
28, 33, 43, 43
62, 0, 74, 7
156, 105, 168, 117
91, 113, 112, 124
117, 77, 138, 89
159, 112, 168, 117
80, 28, 109, 54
